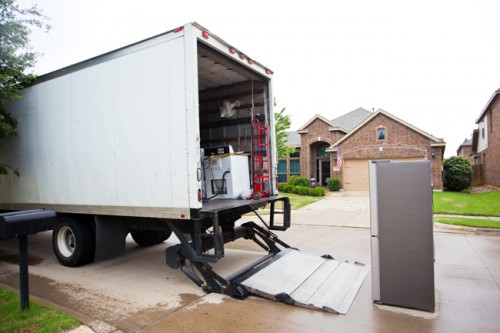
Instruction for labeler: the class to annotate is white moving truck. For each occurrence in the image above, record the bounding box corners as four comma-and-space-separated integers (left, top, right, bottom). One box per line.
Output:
0, 23, 367, 311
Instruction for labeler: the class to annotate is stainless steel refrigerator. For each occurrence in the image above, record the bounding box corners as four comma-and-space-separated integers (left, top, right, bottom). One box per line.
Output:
369, 160, 435, 312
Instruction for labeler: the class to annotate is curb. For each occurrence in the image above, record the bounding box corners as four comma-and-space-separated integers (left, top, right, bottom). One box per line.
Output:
434, 222, 500, 236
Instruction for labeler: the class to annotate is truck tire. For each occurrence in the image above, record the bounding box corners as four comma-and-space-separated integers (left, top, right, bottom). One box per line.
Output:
130, 229, 172, 247
52, 216, 95, 267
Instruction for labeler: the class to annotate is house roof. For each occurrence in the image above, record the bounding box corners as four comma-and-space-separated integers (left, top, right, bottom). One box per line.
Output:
476, 87, 500, 123
327, 108, 446, 150
460, 138, 472, 146
297, 114, 335, 131
330, 107, 372, 132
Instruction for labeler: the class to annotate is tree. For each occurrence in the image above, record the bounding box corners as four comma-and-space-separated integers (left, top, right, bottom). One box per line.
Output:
0, 0, 49, 174
443, 156, 472, 192
274, 103, 295, 158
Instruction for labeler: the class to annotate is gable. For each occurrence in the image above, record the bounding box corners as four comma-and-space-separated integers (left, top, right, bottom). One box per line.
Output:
298, 114, 335, 132
331, 109, 445, 148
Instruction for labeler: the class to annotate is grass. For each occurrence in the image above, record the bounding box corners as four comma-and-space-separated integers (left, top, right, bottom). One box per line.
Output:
433, 191, 500, 217
280, 192, 325, 210
0, 286, 80, 333
434, 216, 500, 229
433, 190, 500, 229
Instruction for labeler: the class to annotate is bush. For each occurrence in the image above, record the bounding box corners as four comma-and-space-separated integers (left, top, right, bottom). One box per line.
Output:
288, 175, 310, 187
283, 184, 294, 193
296, 186, 310, 196
277, 183, 285, 192
443, 156, 472, 192
327, 177, 341, 191
309, 187, 326, 196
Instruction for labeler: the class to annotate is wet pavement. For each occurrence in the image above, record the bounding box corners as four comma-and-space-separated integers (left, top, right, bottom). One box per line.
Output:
0, 191, 499, 333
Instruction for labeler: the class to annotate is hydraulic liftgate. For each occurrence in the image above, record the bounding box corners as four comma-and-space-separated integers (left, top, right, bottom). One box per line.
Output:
165, 196, 368, 314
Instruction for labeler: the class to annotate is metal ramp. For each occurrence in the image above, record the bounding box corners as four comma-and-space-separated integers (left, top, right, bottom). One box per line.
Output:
235, 248, 369, 314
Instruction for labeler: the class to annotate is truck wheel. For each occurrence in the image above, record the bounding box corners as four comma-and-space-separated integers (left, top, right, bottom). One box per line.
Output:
52, 216, 95, 267
130, 229, 172, 247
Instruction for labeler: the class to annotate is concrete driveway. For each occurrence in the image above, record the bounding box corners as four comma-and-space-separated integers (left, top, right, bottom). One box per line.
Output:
1, 192, 499, 333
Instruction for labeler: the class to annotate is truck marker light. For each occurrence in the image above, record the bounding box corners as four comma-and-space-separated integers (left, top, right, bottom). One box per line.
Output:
180, 214, 186, 219
248, 58, 253, 64
266, 69, 271, 75
239, 53, 245, 60
202, 31, 209, 39
174, 27, 183, 33
198, 189, 202, 202
229, 48, 235, 54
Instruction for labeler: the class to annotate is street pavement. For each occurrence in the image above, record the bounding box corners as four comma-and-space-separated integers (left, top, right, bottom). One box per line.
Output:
0, 192, 499, 332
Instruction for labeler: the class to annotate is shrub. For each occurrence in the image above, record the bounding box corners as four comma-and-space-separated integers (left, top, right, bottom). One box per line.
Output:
288, 175, 298, 186
277, 183, 285, 192
309, 187, 326, 196
296, 186, 310, 196
443, 156, 472, 192
288, 175, 310, 187
283, 184, 294, 193
327, 177, 341, 191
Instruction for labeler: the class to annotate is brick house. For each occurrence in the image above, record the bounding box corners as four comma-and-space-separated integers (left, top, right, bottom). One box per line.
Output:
278, 108, 446, 190
471, 88, 500, 186
457, 138, 474, 164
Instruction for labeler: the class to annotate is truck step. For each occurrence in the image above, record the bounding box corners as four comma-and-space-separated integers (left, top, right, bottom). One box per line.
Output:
237, 248, 369, 314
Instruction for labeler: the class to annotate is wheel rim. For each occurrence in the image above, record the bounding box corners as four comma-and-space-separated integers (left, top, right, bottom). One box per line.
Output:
57, 226, 75, 258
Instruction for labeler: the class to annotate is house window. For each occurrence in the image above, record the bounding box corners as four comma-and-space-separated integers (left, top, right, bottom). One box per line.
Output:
316, 142, 330, 157
377, 127, 385, 140
290, 160, 300, 177
278, 160, 287, 183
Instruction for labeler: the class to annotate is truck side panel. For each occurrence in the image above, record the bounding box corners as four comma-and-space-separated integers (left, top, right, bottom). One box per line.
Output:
0, 32, 200, 218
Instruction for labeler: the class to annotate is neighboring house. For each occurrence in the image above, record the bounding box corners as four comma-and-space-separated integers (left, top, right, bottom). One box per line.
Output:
279, 108, 446, 190
456, 138, 474, 164
471, 88, 500, 186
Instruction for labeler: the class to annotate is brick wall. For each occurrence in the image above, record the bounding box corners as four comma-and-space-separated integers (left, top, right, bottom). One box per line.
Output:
457, 145, 474, 164
299, 118, 345, 178
339, 113, 444, 189
483, 97, 500, 186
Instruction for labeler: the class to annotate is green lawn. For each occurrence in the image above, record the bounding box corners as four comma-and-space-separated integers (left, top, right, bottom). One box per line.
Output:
281, 192, 325, 210
433, 190, 500, 229
433, 191, 500, 217
0, 287, 80, 333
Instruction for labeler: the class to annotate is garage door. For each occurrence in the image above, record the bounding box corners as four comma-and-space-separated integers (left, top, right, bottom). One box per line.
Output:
343, 158, 423, 191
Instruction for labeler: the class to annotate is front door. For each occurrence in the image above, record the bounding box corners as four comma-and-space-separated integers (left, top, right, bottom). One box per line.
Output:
315, 159, 331, 186
321, 160, 330, 186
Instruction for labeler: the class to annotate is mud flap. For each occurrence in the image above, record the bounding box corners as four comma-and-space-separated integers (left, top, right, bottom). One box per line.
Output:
234, 248, 369, 314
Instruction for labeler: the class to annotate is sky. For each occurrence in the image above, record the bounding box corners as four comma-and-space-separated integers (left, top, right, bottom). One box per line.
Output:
18, 0, 500, 157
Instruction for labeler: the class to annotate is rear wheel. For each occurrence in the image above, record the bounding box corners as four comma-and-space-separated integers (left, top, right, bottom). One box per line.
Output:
130, 229, 172, 247
52, 216, 95, 267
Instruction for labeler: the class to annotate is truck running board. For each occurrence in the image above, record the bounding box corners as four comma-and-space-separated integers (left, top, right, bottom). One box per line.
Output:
233, 248, 369, 314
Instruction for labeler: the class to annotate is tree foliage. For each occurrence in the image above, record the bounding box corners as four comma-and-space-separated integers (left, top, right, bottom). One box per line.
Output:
443, 156, 472, 192
274, 103, 295, 158
0, 0, 49, 174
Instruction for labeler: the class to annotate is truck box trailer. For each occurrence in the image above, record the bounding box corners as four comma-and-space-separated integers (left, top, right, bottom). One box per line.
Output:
0, 23, 367, 313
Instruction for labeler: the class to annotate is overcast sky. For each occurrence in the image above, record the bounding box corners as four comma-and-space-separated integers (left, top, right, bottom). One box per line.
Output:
19, 0, 500, 157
